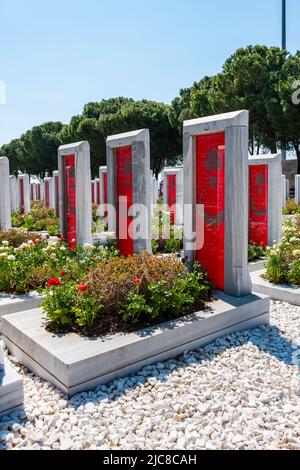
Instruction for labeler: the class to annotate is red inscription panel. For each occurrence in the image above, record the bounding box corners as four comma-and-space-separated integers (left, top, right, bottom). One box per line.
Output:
196, 132, 225, 290
249, 165, 268, 246
31, 185, 34, 201
91, 182, 95, 204
20, 179, 24, 214
167, 174, 177, 225
45, 181, 50, 208
103, 172, 108, 204
97, 181, 101, 205
116, 146, 133, 256
55, 175, 59, 216
64, 155, 76, 248
37, 184, 40, 200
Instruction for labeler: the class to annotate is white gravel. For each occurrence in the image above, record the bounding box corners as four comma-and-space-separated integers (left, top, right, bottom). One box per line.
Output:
1, 300, 300, 451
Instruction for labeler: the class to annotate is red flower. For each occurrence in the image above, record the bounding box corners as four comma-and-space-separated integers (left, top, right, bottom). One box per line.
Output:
61, 237, 66, 242
61, 269, 66, 276
46, 234, 50, 239
79, 284, 88, 292
57, 232, 62, 239
47, 278, 62, 287
31, 238, 36, 244
134, 278, 142, 284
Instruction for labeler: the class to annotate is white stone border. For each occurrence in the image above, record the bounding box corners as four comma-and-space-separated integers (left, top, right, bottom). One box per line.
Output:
0, 360, 24, 416
0, 292, 43, 329
2, 292, 269, 396
248, 154, 282, 245
183, 110, 251, 297
251, 270, 300, 306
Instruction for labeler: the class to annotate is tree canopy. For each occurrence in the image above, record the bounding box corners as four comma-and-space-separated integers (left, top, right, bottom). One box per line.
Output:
2, 45, 300, 176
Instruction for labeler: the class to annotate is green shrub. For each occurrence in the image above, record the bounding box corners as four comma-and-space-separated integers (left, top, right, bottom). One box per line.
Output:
0, 229, 37, 248
42, 254, 211, 333
265, 217, 300, 285
248, 243, 267, 262
287, 259, 300, 285
12, 204, 60, 233
283, 199, 300, 215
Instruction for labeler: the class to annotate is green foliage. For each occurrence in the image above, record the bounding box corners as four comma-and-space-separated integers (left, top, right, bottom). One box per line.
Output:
121, 263, 210, 324
265, 217, 300, 285
42, 254, 211, 332
248, 243, 267, 262
0, 229, 36, 248
283, 199, 300, 215
0, 236, 117, 295
121, 292, 153, 323
287, 259, 300, 285
12, 204, 60, 234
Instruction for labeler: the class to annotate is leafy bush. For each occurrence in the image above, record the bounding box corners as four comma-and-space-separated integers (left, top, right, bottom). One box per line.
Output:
265, 216, 300, 285
0, 237, 118, 295
0, 229, 37, 248
248, 242, 267, 262
42, 255, 211, 333
12, 204, 60, 234
283, 199, 300, 215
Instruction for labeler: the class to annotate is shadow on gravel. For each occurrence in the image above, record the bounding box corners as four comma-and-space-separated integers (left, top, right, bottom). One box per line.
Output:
0, 321, 299, 450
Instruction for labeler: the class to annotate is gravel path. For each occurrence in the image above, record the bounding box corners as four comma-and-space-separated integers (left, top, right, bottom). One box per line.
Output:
1, 300, 300, 451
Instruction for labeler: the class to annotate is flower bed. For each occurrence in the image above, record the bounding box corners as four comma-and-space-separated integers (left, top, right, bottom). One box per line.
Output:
12, 202, 60, 235
42, 255, 211, 335
264, 216, 300, 285
0, 230, 118, 296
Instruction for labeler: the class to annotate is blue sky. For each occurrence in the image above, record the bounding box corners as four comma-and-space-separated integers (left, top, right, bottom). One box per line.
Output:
0, 0, 299, 146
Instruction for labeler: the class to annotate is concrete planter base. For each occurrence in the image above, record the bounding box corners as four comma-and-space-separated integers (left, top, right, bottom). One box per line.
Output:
0, 292, 43, 328
251, 270, 300, 306
2, 292, 270, 397
0, 360, 24, 415
248, 259, 266, 273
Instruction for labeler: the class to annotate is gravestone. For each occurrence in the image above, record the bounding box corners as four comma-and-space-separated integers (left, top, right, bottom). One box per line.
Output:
183, 110, 251, 297
9, 175, 19, 214
0, 343, 24, 415
40, 182, 45, 202
99, 166, 108, 218
295, 175, 300, 205
58, 141, 92, 248
53, 171, 59, 216
94, 178, 100, 205
18, 174, 30, 215
91, 180, 96, 204
36, 182, 41, 201
0, 157, 11, 231
107, 129, 152, 256
282, 175, 288, 209
163, 167, 184, 226
248, 154, 282, 246
152, 174, 159, 206
44, 177, 55, 210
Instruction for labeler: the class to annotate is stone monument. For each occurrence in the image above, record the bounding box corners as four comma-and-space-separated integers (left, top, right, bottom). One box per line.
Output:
107, 129, 152, 256
58, 141, 92, 248
183, 110, 251, 297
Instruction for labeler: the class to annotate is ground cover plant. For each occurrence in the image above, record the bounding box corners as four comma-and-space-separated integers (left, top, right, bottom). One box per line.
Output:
12, 202, 60, 235
264, 216, 300, 285
0, 231, 118, 295
42, 254, 211, 335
